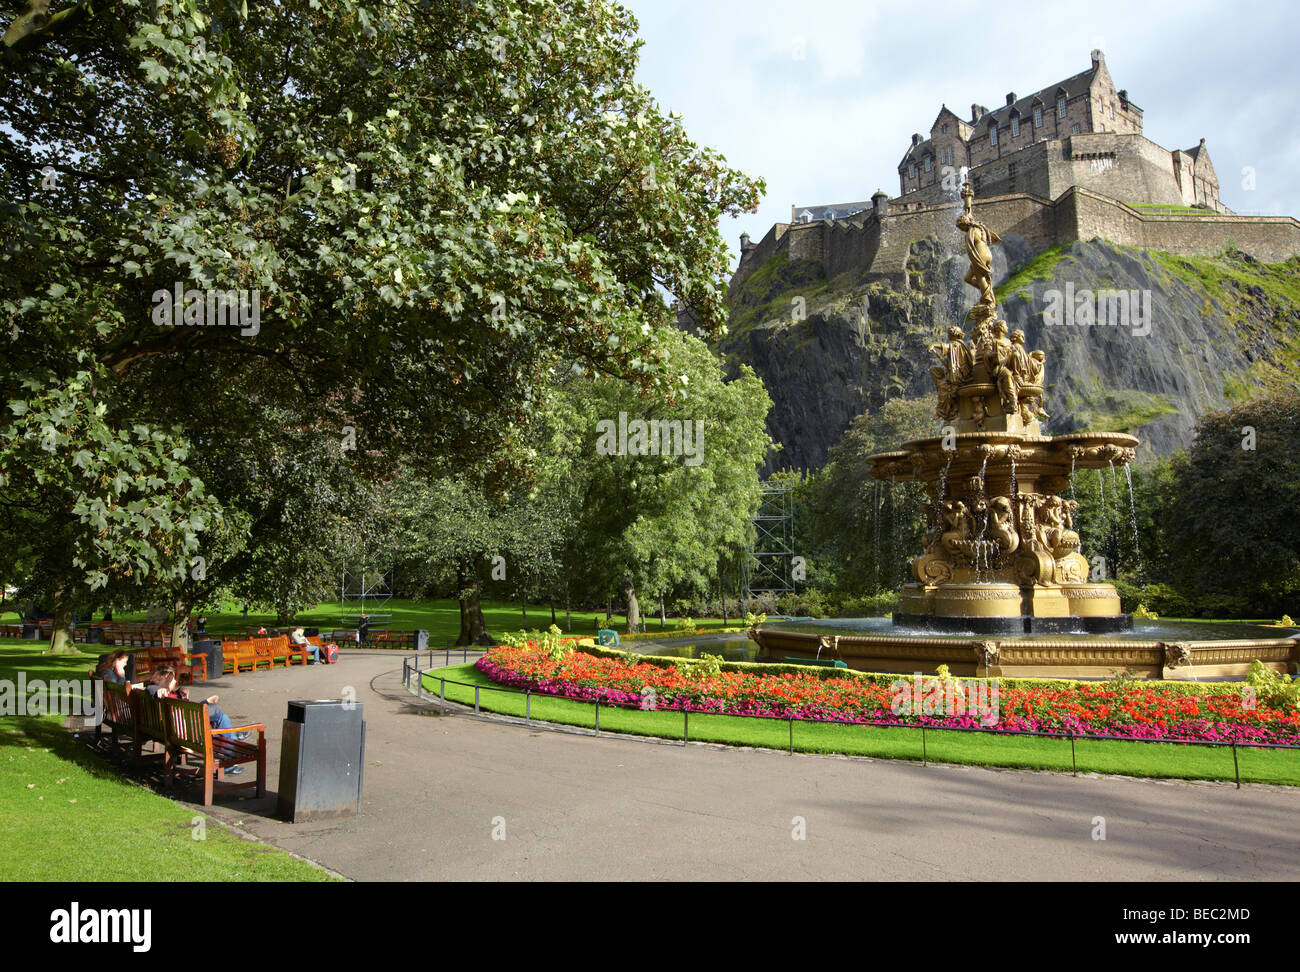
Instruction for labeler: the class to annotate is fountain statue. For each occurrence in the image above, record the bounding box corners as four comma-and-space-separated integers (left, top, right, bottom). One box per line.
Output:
866, 181, 1138, 633
745, 182, 1300, 677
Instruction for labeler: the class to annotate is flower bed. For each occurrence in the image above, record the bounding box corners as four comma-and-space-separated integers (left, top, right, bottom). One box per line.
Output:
475, 644, 1300, 745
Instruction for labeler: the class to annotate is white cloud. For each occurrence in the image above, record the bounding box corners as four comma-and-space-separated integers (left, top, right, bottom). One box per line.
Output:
626, 0, 1300, 269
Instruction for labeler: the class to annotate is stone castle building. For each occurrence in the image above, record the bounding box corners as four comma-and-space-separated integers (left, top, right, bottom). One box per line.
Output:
734, 52, 1297, 291
895, 50, 1223, 212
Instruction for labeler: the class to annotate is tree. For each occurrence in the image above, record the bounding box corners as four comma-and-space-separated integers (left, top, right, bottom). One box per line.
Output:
0, 371, 217, 651
557, 330, 772, 632
374, 471, 567, 645
1163, 391, 1300, 616
2, 0, 761, 630
810, 397, 936, 595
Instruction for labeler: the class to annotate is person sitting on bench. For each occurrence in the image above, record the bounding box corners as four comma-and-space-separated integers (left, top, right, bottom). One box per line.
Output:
290, 627, 320, 663
146, 667, 249, 750
96, 649, 144, 689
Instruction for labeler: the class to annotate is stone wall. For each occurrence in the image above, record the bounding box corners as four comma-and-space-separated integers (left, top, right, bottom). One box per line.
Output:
730, 221, 789, 290
732, 185, 1300, 291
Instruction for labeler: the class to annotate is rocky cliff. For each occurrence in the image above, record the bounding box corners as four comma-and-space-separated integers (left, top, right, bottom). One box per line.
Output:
713, 236, 1300, 472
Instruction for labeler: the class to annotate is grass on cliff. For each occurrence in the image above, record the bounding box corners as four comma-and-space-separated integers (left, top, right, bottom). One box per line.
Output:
1063, 389, 1178, 434
725, 250, 829, 342
994, 243, 1073, 302
1150, 248, 1300, 391
424, 663, 1300, 786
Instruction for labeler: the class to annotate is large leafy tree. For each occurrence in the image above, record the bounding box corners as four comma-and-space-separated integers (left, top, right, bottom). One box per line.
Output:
1163, 390, 1300, 616
373, 471, 568, 645
1, 0, 761, 635
0, 371, 217, 650
558, 330, 773, 632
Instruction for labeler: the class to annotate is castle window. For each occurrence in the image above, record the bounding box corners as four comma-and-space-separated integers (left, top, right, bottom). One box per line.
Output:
923, 156, 932, 173
1072, 123, 1081, 134
908, 163, 916, 179
1057, 96, 1067, 118
941, 123, 949, 134
1034, 106, 1043, 128
990, 125, 998, 147
1011, 116, 1020, 138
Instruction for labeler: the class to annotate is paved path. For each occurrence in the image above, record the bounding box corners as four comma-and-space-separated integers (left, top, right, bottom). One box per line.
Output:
196, 650, 1300, 881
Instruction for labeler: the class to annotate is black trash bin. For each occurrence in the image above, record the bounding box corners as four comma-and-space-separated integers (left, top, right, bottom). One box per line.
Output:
277, 700, 365, 822
21, 624, 37, 640
87, 626, 103, 644
191, 639, 221, 682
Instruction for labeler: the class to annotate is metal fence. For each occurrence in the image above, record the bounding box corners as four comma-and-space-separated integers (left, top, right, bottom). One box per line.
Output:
400, 655, 1300, 789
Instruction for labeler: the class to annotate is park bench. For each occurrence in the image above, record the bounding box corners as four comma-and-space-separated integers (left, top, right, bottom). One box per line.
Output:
95, 679, 137, 753
132, 689, 172, 762
146, 646, 207, 684
781, 656, 849, 669
223, 640, 267, 674
162, 697, 266, 806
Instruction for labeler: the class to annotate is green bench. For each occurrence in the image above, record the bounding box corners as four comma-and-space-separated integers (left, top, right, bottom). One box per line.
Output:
781, 656, 849, 669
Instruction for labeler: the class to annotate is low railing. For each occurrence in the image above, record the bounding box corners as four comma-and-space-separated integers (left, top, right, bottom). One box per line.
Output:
400, 656, 1300, 789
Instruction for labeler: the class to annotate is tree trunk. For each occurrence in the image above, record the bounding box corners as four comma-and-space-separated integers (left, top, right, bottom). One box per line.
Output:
521, 596, 527, 625
623, 577, 641, 634
722, 585, 729, 626
170, 597, 193, 652
456, 564, 494, 646
659, 594, 666, 630
47, 584, 77, 654
550, 600, 556, 626
564, 592, 571, 632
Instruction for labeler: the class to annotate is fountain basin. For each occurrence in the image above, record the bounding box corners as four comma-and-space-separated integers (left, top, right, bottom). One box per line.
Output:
749, 618, 1300, 680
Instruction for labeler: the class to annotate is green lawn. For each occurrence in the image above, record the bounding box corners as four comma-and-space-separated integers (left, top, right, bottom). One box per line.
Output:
0, 598, 742, 644
424, 663, 1300, 787
0, 640, 339, 880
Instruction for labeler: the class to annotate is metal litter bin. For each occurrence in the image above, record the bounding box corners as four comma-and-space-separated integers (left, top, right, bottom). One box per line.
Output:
277, 699, 365, 822
192, 639, 221, 682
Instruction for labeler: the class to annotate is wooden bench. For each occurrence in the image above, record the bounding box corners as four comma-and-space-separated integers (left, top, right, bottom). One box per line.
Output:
95, 679, 137, 753
146, 646, 207, 684
133, 689, 171, 762
222, 640, 262, 674
162, 697, 266, 806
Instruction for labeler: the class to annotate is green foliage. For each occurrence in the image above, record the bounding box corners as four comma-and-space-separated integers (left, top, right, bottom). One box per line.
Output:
1163, 390, 1300, 617
809, 397, 935, 597
674, 616, 698, 633
743, 611, 766, 628
994, 244, 1072, 301
677, 651, 723, 680
1246, 660, 1300, 712
0, 0, 762, 633
1132, 603, 1159, 620
556, 327, 773, 622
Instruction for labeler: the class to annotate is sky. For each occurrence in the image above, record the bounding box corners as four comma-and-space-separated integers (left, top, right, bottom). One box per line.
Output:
624, 0, 1300, 269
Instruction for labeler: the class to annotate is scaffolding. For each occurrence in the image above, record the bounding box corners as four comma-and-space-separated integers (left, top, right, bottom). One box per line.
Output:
340, 564, 394, 628
743, 483, 797, 612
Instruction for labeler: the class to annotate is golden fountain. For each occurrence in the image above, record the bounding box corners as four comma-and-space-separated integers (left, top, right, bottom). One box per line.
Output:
865, 181, 1137, 633
746, 183, 1300, 678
